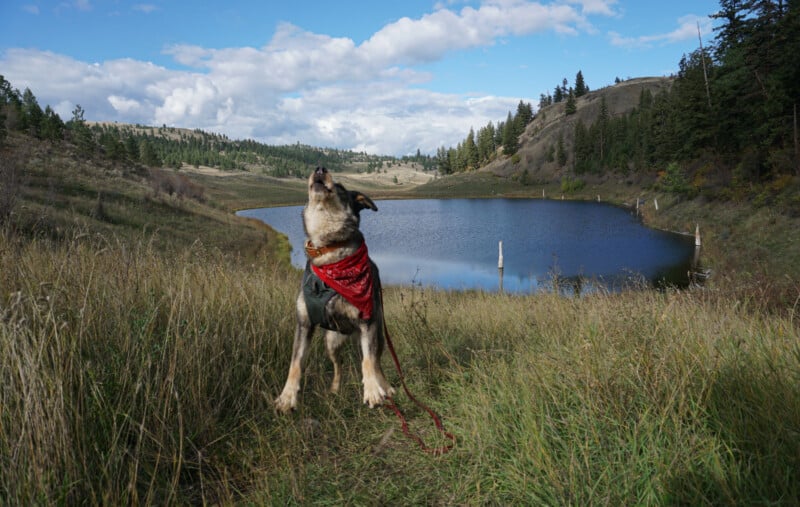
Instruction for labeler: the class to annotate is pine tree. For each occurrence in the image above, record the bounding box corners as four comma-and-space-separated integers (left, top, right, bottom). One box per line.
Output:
556, 133, 567, 167
20, 88, 44, 138
516, 100, 533, 126
502, 111, 518, 155
40, 106, 64, 142
574, 70, 588, 97
465, 128, 478, 170
68, 104, 94, 156
553, 86, 563, 103
565, 88, 577, 115
598, 96, 609, 163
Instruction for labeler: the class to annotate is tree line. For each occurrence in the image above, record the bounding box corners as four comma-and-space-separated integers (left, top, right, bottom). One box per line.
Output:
0, 79, 435, 177
567, 0, 798, 198
436, 99, 534, 174
436, 70, 587, 175
439, 0, 798, 202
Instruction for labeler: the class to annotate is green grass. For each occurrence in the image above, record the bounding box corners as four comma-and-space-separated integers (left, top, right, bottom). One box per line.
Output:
3, 133, 800, 504
1, 231, 798, 504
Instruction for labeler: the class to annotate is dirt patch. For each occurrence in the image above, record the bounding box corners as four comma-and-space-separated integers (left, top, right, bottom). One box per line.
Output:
337, 164, 435, 188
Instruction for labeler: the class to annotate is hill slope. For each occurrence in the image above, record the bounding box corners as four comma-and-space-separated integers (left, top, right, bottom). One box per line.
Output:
488, 77, 672, 181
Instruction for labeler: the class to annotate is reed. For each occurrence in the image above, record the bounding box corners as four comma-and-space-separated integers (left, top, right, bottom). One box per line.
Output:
1, 229, 798, 504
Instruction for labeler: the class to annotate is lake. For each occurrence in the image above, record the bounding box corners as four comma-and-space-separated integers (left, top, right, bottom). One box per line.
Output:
238, 199, 697, 294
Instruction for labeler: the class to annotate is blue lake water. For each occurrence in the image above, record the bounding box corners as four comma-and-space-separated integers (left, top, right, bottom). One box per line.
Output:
238, 199, 696, 294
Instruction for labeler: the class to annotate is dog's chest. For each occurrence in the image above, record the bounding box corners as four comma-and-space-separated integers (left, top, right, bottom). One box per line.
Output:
304, 205, 353, 240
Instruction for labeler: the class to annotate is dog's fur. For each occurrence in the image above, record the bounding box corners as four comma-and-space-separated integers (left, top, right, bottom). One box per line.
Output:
275, 167, 395, 413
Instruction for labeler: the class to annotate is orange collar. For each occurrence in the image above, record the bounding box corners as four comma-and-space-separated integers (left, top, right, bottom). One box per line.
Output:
304, 240, 352, 259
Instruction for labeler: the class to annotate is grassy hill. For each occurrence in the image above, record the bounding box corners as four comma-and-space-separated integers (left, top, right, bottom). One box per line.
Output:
488, 77, 673, 182
2, 109, 799, 504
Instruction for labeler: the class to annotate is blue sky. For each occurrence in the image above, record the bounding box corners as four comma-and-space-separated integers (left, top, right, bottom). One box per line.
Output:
1, 1, 720, 156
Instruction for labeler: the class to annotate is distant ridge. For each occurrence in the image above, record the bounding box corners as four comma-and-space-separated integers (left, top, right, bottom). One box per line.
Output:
486, 77, 672, 181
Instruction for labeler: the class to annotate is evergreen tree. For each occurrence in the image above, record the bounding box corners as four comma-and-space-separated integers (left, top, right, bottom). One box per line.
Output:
436, 146, 451, 174
40, 106, 64, 142
556, 133, 567, 167
139, 139, 161, 167
597, 96, 609, 163
565, 88, 577, 115
553, 86, 563, 103
502, 111, 518, 155
20, 88, 44, 138
465, 128, 478, 170
574, 70, 588, 97
516, 100, 534, 126
67, 104, 94, 156
125, 135, 140, 161
477, 121, 496, 164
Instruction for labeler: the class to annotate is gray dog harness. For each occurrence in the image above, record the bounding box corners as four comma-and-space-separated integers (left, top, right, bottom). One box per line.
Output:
302, 259, 381, 331
302, 261, 339, 330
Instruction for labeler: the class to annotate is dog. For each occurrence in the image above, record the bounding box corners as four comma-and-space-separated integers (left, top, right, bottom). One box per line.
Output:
275, 166, 395, 413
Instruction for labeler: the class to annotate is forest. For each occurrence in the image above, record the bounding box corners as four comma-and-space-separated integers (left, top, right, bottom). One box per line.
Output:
0, 80, 436, 177
441, 0, 800, 202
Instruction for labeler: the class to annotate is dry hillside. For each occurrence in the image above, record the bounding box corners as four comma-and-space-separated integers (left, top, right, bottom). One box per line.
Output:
487, 77, 673, 181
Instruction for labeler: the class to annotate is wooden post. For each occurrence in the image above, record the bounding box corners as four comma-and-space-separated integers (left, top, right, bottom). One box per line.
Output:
498, 240, 504, 269
695, 224, 701, 247
597, 195, 600, 202
498, 241, 504, 293
542, 188, 545, 199
654, 198, 659, 211
636, 196, 640, 214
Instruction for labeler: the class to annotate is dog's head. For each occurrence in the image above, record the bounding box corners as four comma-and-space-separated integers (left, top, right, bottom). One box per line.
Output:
304, 167, 378, 250
307, 166, 378, 220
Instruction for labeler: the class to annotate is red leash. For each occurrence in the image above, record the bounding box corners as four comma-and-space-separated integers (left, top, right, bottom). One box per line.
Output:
380, 290, 455, 455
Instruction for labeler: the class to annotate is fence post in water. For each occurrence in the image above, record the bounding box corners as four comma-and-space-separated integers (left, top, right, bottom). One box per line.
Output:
498, 241, 504, 293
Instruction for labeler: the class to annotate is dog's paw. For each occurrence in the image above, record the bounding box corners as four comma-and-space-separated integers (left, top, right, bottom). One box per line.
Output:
274, 391, 298, 413
362, 379, 395, 408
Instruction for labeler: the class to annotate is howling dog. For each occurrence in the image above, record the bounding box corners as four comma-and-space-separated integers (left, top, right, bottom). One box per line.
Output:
275, 166, 395, 412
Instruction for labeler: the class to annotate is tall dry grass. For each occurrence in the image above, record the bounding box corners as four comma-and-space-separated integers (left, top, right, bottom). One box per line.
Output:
1, 229, 798, 504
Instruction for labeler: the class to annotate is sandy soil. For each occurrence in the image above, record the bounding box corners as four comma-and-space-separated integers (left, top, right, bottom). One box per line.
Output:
338, 164, 435, 187
182, 162, 436, 187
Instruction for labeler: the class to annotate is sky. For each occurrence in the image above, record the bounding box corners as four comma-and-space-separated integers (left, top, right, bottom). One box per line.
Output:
0, 1, 721, 156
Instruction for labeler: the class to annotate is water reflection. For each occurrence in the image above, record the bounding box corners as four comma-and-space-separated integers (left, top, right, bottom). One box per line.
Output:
238, 199, 696, 294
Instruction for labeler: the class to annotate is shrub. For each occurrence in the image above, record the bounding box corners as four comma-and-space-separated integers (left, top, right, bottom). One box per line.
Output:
560, 175, 585, 193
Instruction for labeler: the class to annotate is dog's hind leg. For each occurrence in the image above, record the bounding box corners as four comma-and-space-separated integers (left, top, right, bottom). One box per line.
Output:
275, 294, 315, 413
359, 321, 395, 408
324, 330, 347, 393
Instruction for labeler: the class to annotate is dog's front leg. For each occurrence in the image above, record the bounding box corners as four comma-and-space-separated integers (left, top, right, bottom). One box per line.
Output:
275, 296, 315, 413
359, 321, 395, 408
324, 330, 348, 394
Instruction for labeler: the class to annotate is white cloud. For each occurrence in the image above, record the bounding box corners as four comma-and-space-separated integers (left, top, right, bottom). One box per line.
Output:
108, 95, 140, 113
0, 0, 614, 155
132, 4, 158, 14
565, 0, 619, 16
609, 14, 711, 48
22, 4, 40, 15
73, 0, 91, 11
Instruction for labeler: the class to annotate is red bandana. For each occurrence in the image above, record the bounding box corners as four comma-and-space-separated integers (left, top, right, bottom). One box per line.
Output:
311, 241, 375, 320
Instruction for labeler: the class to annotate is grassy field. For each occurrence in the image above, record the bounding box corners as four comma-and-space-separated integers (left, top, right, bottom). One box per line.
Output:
1, 230, 798, 504
2, 135, 799, 504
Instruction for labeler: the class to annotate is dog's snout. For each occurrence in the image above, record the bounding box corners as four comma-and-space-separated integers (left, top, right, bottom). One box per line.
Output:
315, 166, 328, 176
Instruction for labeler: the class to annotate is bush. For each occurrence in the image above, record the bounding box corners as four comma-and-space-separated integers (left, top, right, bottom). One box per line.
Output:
659, 162, 691, 196
0, 151, 22, 224
560, 175, 585, 193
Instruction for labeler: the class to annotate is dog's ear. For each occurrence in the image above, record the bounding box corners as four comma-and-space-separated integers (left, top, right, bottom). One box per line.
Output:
351, 191, 378, 212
